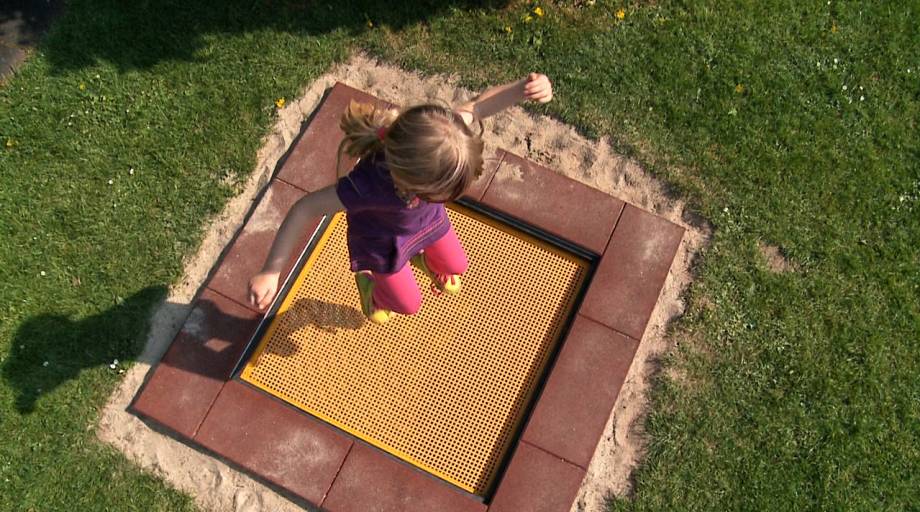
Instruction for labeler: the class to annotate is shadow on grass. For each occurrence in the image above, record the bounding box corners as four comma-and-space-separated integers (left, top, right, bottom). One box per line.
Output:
3, 285, 168, 414
0, 0, 65, 47
40, 0, 509, 74
3, 282, 366, 414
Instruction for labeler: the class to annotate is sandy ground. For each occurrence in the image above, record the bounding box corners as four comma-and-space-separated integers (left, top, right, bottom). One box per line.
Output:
97, 53, 709, 512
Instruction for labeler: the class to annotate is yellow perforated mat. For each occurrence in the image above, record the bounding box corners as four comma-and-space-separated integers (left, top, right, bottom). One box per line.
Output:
241, 204, 589, 496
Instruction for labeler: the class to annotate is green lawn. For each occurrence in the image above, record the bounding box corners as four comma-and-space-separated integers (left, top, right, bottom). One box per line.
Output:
1, 0, 917, 510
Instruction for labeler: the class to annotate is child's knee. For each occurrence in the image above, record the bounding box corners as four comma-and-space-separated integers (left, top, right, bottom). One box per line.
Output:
374, 285, 421, 315
390, 293, 421, 315
401, 294, 422, 315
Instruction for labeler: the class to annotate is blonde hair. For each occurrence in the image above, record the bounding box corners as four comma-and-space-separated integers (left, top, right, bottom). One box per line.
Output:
337, 100, 485, 203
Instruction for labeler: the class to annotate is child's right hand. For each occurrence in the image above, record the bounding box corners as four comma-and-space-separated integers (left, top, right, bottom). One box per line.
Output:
249, 271, 281, 310
523, 73, 553, 103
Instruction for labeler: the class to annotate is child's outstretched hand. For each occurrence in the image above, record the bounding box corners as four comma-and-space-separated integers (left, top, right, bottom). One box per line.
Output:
524, 73, 553, 103
249, 271, 280, 310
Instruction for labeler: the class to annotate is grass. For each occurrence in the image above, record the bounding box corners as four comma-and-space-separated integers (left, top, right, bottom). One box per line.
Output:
1, 0, 917, 510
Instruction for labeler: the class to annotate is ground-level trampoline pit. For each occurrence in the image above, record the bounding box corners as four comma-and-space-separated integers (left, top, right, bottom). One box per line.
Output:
238, 202, 592, 498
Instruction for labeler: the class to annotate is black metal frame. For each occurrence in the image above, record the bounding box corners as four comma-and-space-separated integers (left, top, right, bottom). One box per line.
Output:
229, 199, 600, 503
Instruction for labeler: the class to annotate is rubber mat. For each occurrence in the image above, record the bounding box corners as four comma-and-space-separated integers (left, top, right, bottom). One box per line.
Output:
240, 204, 589, 496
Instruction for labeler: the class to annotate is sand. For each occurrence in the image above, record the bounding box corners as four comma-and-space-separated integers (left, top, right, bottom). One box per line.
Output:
97, 53, 709, 512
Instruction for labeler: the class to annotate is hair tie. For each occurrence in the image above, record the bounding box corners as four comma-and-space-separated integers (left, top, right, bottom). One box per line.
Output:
376, 126, 388, 141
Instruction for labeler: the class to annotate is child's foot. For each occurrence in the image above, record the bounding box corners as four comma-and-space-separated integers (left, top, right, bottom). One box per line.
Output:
354, 272, 392, 324
410, 253, 462, 296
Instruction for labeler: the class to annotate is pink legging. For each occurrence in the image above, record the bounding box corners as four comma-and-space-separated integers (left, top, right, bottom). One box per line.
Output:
371, 226, 468, 315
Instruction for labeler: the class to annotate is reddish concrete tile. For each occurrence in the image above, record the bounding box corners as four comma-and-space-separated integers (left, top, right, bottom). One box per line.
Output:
131, 364, 224, 439
195, 381, 352, 505
488, 442, 584, 512
580, 204, 685, 339
206, 179, 321, 310
323, 443, 486, 512
131, 290, 262, 438
480, 151, 624, 254
161, 289, 263, 379
462, 148, 505, 202
277, 82, 391, 193
522, 315, 639, 468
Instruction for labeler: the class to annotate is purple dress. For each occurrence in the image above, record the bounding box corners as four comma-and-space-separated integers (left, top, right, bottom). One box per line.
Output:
335, 152, 450, 274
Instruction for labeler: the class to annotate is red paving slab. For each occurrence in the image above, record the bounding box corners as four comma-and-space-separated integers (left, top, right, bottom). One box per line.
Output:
480, 150, 624, 255
131, 364, 224, 439
323, 442, 486, 512
206, 179, 321, 311
131, 290, 261, 438
580, 204, 685, 339
488, 442, 584, 512
522, 315, 639, 469
277, 82, 392, 193
195, 381, 353, 506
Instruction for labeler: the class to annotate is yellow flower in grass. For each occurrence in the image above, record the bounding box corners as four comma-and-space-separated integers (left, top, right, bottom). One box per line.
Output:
524, 14, 533, 23
366, 20, 374, 28
615, 8, 626, 20
5, 138, 16, 149
79, 83, 86, 91
275, 97, 286, 109
504, 25, 513, 34
734, 83, 745, 94
831, 22, 838, 33
533, 6, 545, 17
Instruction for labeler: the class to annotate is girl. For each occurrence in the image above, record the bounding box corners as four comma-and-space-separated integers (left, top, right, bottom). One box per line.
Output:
249, 73, 553, 323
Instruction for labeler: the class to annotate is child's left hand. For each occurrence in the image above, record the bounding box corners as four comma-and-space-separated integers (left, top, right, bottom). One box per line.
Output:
524, 73, 553, 103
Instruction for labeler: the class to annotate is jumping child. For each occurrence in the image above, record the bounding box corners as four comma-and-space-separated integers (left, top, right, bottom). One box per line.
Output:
248, 73, 553, 323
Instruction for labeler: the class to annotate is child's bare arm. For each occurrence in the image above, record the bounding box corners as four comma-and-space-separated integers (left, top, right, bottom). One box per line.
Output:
249, 185, 343, 309
456, 73, 553, 123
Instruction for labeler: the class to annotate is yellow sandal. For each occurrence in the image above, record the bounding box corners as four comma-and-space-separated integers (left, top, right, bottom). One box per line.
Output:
354, 271, 392, 324
410, 253, 462, 296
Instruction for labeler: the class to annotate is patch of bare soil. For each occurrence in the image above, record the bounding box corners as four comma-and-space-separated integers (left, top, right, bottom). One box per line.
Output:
758, 241, 795, 273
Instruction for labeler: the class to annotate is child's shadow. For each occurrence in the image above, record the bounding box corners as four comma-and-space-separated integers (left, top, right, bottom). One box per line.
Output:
268, 298, 365, 358
3, 285, 168, 414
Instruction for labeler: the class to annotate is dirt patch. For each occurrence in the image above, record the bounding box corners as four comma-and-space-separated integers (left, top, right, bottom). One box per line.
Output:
97, 52, 709, 512
758, 241, 795, 273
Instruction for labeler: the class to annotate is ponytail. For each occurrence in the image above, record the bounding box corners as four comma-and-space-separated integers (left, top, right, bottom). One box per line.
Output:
336, 100, 398, 178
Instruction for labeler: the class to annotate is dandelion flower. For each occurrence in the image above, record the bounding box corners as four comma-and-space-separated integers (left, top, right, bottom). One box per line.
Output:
5, 139, 15, 148
615, 8, 626, 20
831, 23, 838, 33
524, 14, 533, 23
366, 20, 373, 28
735, 83, 745, 94
79, 83, 86, 91
504, 25, 513, 34
533, 6, 544, 17
275, 97, 285, 109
